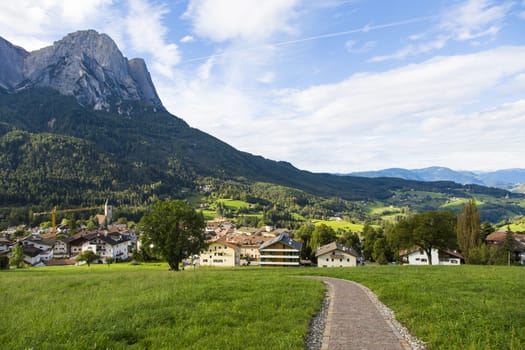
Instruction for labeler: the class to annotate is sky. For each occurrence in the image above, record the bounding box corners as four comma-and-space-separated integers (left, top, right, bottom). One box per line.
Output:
1, 0, 524, 173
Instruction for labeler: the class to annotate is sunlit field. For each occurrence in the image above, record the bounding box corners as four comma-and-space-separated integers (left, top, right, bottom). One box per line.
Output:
1, 264, 524, 349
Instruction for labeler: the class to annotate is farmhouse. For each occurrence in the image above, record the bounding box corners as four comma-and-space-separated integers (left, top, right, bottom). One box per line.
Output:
259, 233, 302, 267
486, 230, 525, 265
400, 248, 464, 265
21, 236, 55, 251
52, 238, 70, 258
316, 241, 360, 267
0, 237, 11, 253
200, 239, 240, 267
17, 244, 54, 266
82, 232, 131, 262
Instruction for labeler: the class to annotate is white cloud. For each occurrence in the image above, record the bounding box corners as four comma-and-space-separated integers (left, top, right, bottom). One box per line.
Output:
441, 0, 513, 41
345, 40, 376, 53
369, 37, 446, 62
257, 71, 275, 84
370, 0, 513, 63
165, 46, 525, 172
125, 0, 180, 79
0, 0, 115, 50
180, 35, 194, 43
184, 0, 300, 42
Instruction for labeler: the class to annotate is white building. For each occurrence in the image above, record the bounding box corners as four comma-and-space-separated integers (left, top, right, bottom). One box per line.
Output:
53, 238, 70, 258
21, 237, 55, 252
82, 232, 130, 262
316, 241, 360, 267
401, 248, 463, 265
200, 240, 240, 267
17, 245, 53, 266
0, 238, 11, 253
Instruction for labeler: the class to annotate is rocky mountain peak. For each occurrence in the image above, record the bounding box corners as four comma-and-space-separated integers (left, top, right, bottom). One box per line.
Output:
0, 30, 164, 110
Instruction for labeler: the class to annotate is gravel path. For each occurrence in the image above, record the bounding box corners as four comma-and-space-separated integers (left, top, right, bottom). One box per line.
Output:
305, 291, 330, 350
305, 277, 426, 350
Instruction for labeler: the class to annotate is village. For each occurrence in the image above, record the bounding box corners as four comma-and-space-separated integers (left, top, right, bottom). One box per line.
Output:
2, 202, 524, 270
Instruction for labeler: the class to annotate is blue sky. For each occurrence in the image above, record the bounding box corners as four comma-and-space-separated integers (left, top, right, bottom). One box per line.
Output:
1, 0, 524, 172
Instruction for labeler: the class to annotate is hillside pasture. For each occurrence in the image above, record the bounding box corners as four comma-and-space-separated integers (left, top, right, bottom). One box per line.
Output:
440, 197, 486, 209
312, 219, 364, 232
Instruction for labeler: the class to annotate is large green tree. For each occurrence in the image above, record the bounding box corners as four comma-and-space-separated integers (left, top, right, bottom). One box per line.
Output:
338, 230, 361, 255
75, 250, 99, 267
139, 200, 206, 271
392, 211, 457, 265
361, 223, 379, 261
9, 244, 25, 268
456, 199, 482, 262
296, 223, 315, 260
309, 224, 337, 251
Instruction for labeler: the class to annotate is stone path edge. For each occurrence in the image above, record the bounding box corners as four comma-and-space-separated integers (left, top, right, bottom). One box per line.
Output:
304, 276, 426, 350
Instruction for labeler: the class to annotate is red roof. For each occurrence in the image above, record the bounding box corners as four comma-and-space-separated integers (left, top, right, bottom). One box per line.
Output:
486, 230, 509, 242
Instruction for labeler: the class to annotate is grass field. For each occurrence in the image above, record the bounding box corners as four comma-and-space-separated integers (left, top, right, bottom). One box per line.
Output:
298, 265, 525, 350
2, 265, 524, 349
0, 264, 324, 350
312, 219, 364, 232
216, 198, 251, 209
507, 221, 525, 233
440, 198, 486, 209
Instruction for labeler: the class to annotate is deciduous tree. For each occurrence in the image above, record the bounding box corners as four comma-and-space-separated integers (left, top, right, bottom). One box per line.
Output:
309, 224, 337, 251
392, 211, 457, 265
296, 223, 315, 260
456, 199, 482, 262
338, 230, 361, 255
9, 244, 24, 268
76, 250, 99, 267
139, 200, 206, 271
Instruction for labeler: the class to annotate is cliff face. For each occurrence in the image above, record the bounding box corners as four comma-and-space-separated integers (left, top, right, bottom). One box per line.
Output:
0, 30, 163, 110
0, 37, 28, 90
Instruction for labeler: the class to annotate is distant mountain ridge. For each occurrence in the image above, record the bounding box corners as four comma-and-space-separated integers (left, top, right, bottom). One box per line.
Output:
0, 30, 163, 110
347, 167, 525, 192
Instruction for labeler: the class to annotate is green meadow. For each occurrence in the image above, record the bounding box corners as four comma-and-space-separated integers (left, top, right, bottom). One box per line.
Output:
299, 265, 525, 350
1, 265, 525, 349
311, 219, 364, 232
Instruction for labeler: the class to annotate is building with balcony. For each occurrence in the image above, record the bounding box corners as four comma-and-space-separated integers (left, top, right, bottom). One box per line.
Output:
259, 233, 302, 267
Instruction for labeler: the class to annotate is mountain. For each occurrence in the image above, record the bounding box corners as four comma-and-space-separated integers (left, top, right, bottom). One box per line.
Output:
0, 30, 163, 110
349, 167, 525, 191
477, 169, 525, 189
0, 31, 522, 223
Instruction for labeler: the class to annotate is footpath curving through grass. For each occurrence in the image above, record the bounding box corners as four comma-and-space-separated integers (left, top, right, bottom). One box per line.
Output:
297, 265, 525, 350
1, 264, 524, 349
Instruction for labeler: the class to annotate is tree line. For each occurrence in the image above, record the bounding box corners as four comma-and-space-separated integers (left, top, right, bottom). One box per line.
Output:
297, 200, 517, 265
